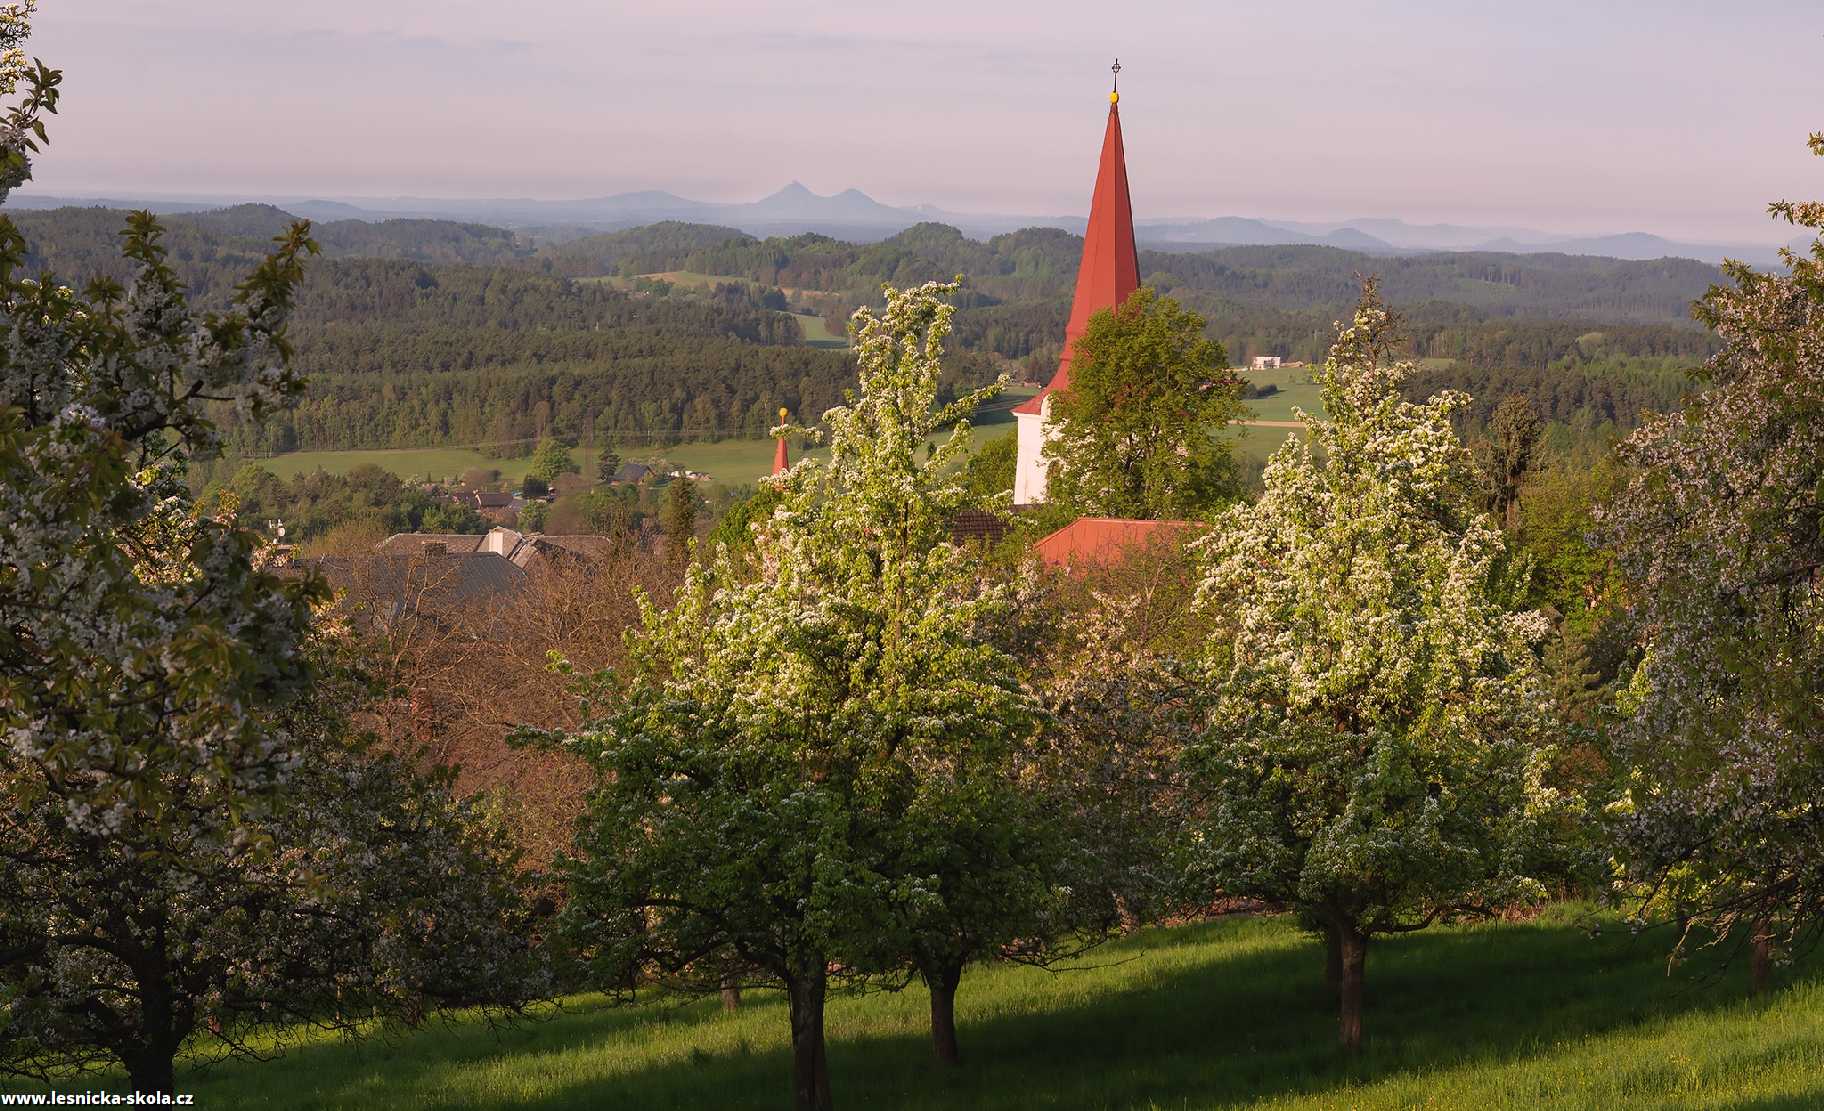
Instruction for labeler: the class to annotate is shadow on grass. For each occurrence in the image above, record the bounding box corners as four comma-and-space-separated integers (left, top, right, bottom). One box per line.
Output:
181, 914, 1817, 1111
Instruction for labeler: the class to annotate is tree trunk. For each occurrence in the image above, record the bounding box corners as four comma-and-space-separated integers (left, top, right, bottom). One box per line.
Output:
786, 966, 834, 1111
721, 976, 742, 1013
125, 1049, 176, 1098
923, 957, 964, 1066
1324, 923, 1344, 1002
1750, 919, 1774, 996
126, 961, 183, 1097
1337, 926, 1368, 1052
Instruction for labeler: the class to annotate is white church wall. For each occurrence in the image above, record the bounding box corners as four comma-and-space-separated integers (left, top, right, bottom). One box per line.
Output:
1013, 405, 1052, 505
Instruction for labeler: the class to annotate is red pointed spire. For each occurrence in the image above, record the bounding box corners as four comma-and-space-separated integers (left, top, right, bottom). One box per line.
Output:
1013, 89, 1140, 416
771, 406, 791, 475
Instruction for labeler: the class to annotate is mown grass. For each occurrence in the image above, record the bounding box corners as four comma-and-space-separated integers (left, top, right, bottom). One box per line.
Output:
11, 910, 1818, 1109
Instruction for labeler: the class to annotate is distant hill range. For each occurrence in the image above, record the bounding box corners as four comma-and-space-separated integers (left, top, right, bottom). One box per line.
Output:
7, 184, 1810, 268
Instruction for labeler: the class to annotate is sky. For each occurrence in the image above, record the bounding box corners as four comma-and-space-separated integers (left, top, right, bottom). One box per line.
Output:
22, 0, 1824, 243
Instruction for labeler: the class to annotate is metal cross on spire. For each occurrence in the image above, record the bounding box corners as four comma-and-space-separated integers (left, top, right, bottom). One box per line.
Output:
1111, 58, 1121, 93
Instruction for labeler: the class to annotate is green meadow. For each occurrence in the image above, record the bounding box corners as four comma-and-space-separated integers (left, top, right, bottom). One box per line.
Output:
252, 387, 1034, 489
10, 911, 1817, 1110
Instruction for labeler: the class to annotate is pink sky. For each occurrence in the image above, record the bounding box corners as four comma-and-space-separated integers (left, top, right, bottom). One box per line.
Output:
23, 0, 1824, 244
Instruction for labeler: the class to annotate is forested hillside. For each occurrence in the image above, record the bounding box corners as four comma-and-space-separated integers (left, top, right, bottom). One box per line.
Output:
11, 207, 856, 455
8, 205, 1724, 457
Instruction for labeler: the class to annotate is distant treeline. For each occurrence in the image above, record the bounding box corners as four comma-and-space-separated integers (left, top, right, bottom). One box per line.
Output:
8, 205, 1723, 459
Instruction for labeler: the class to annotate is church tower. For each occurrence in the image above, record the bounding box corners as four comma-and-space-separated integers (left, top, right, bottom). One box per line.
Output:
1012, 62, 1141, 505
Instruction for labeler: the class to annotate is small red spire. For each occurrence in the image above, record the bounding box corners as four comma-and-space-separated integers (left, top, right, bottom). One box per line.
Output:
771, 406, 791, 475
1014, 81, 1140, 417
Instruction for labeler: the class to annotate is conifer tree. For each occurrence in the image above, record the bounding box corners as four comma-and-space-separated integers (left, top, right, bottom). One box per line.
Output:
658, 475, 699, 560
596, 440, 621, 485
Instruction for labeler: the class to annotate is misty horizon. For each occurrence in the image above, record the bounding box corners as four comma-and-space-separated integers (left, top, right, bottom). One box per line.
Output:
25, 0, 1824, 246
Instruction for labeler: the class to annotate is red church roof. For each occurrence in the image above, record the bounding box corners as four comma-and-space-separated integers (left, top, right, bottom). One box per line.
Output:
1013, 97, 1140, 417
771, 407, 791, 475
1033, 517, 1194, 571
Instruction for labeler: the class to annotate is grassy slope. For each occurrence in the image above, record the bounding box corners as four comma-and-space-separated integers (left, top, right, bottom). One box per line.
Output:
19, 911, 1819, 1109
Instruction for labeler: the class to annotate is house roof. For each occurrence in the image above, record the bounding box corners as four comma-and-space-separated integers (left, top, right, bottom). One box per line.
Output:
517, 533, 624, 568
1012, 100, 1139, 418
1032, 517, 1194, 571
374, 532, 488, 555
948, 509, 1011, 547
315, 551, 527, 613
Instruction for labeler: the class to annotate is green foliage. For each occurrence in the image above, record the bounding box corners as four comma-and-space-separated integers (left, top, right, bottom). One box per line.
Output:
705, 484, 781, 554
516, 498, 549, 533
1046, 288, 1243, 518
548, 486, 639, 536
527, 436, 581, 482
658, 476, 699, 558
1477, 394, 1544, 526
215, 462, 475, 542
958, 428, 1016, 501
1511, 457, 1629, 667
420, 501, 490, 534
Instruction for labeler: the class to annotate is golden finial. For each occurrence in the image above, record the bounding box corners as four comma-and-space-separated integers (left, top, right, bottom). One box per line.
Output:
1110, 58, 1121, 104
778, 407, 789, 423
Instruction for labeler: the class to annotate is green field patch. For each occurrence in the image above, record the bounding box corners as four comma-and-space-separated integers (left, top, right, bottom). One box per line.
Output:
1239, 365, 1325, 423
253, 388, 1040, 490
790, 311, 847, 348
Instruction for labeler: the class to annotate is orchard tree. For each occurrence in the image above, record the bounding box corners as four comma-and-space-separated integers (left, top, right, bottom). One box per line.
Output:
1604, 133, 1824, 991
1185, 284, 1574, 1050
546, 281, 1045, 1106
1031, 590, 1201, 933
1045, 287, 1244, 519
0, 42, 538, 1093
1, 617, 544, 1093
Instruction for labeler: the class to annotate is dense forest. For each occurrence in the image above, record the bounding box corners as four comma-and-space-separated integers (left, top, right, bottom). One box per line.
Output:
8, 205, 1725, 459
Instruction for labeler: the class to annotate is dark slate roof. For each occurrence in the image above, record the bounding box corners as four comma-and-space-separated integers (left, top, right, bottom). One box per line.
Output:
374, 532, 488, 555
314, 552, 526, 613
948, 509, 1011, 547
